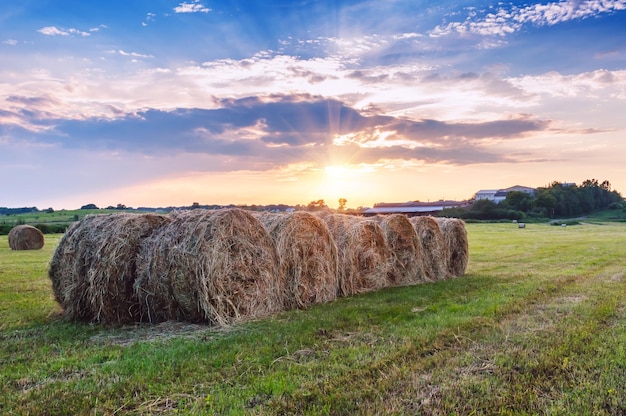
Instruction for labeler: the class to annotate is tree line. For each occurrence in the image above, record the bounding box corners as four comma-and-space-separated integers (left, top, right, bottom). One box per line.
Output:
441, 180, 624, 221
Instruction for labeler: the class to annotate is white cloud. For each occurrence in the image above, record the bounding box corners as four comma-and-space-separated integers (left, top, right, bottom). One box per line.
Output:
3, 39, 18, 45
174, 1, 211, 13
38, 26, 90, 37
508, 69, 626, 99
431, 0, 626, 38
393, 32, 423, 40
143, 12, 156, 26
118, 49, 154, 59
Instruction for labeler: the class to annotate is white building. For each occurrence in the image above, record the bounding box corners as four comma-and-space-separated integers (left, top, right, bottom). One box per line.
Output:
475, 186, 536, 203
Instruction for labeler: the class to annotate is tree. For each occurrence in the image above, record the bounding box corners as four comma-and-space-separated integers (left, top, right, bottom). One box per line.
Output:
80, 203, 99, 210
307, 199, 328, 211
338, 198, 347, 211
502, 191, 533, 212
534, 189, 557, 217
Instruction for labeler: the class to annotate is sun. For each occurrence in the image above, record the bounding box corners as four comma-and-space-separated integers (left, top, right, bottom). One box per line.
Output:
324, 165, 353, 180
316, 164, 377, 208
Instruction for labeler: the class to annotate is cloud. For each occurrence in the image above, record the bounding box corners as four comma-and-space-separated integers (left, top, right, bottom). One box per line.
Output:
174, 1, 211, 13
508, 69, 626, 98
22, 95, 550, 170
431, 0, 626, 38
143, 12, 157, 26
118, 50, 154, 59
37, 26, 91, 37
3, 39, 18, 45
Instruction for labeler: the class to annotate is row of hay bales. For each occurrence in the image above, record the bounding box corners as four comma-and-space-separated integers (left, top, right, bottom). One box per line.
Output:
48, 209, 468, 326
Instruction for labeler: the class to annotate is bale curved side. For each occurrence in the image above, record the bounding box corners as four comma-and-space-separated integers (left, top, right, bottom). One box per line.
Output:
378, 214, 426, 285
8, 225, 44, 250
48, 213, 171, 324
49, 215, 114, 321
410, 216, 449, 281
435, 218, 469, 277
136, 208, 282, 326
88, 213, 171, 324
322, 214, 391, 296
256, 212, 339, 309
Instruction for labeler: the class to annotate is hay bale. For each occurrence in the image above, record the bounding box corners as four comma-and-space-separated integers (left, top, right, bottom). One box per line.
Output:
8, 225, 44, 250
321, 214, 391, 296
255, 212, 339, 309
48, 213, 171, 324
135, 208, 282, 326
410, 216, 449, 281
49, 215, 110, 321
435, 218, 469, 277
377, 214, 426, 285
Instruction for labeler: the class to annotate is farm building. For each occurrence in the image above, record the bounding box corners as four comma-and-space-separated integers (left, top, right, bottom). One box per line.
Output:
362, 200, 469, 216
475, 185, 536, 203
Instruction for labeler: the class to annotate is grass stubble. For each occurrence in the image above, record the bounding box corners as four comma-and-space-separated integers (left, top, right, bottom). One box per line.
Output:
0, 222, 625, 414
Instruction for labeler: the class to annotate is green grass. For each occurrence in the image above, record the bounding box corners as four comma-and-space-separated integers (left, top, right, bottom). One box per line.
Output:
1, 223, 625, 415
0, 209, 132, 234
0, 209, 102, 225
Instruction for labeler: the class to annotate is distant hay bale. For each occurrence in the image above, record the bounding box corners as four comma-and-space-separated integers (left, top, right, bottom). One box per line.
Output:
8, 225, 44, 250
377, 214, 426, 285
48, 213, 171, 324
322, 214, 391, 296
135, 208, 282, 326
410, 216, 449, 281
435, 218, 469, 277
255, 212, 339, 309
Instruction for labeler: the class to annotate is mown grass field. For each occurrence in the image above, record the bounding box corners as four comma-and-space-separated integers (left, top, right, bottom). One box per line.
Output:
1, 222, 625, 415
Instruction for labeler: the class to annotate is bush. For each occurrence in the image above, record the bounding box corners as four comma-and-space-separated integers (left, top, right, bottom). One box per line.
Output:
34, 223, 50, 234
608, 202, 623, 210
551, 220, 580, 226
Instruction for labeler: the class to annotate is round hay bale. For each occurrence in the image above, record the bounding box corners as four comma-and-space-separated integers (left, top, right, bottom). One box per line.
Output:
8, 225, 44, 250
409, 216, 449, 281
49, 215, 111, 321
135, 208, 282, 326
435, 218, 469, 277
48, 213, 171, 324
377, 214, 426, 285
255, 212, 339, 309
321, 214, 391, 296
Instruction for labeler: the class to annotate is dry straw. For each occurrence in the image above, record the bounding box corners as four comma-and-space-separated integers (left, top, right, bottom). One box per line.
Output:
435, 218, 469, 277
255, 211, 339, 309
322, 214, 391, 296
377, 214, 426, 285
135, 208, 282, 326
8, 224, 44, 250
410, 216, 449, 281
48, 213, 171, 324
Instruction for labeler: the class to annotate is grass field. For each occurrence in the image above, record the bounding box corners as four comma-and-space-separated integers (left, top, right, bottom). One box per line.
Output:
1, 222, 625, 415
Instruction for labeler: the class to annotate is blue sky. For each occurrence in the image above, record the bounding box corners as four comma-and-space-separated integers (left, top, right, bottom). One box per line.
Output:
1, 0, 625, 209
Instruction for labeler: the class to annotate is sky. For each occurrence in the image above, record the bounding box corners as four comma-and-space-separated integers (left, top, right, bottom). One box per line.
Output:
1, 0, 626, 210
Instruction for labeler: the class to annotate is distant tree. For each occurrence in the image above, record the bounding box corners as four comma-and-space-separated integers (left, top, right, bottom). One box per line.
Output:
45, 207, 54, 214
464, 199, 524, 221
80, 203, 99, 210
534, 189, 557, 217
116, 203, 127, 210
502, 191, 533, 212
338, 198, 347, 211
307, 199, 328, 211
